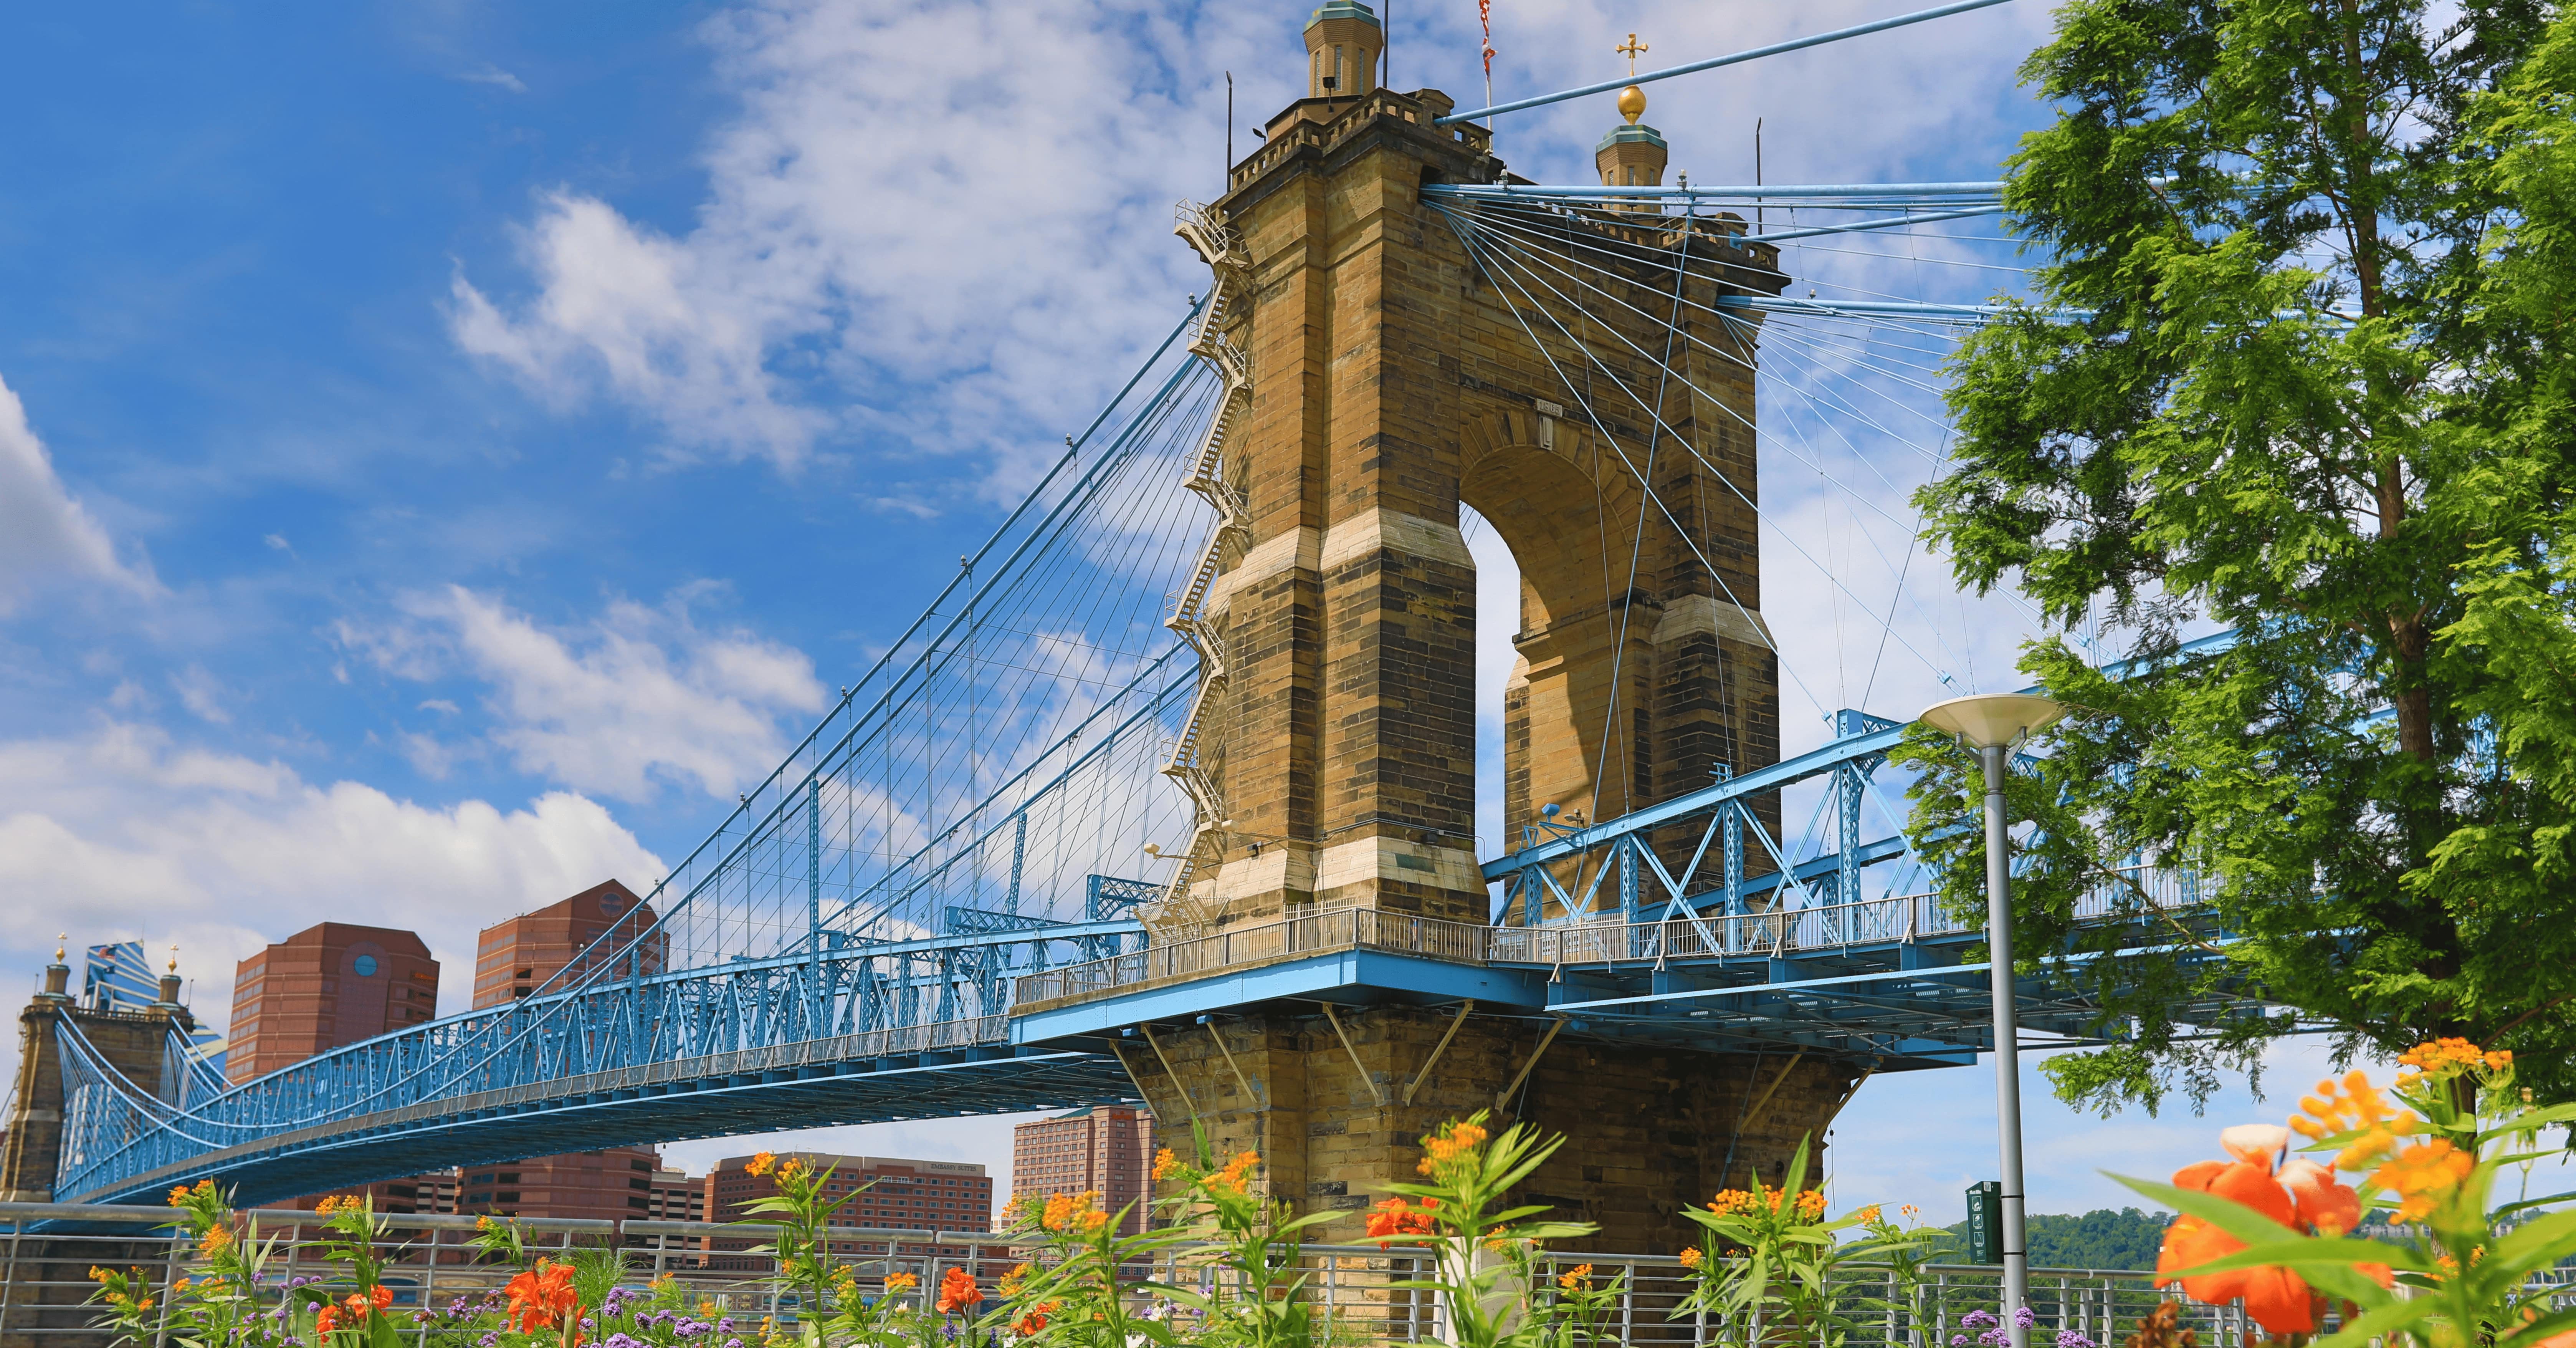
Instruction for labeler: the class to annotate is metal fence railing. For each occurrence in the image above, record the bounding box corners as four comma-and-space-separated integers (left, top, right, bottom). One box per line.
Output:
13, 1202, 2567, 1348
1016, 866, 2204, 1009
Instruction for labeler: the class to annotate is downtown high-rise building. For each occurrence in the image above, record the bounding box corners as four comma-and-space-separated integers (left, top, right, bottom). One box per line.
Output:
227, 924, 438, 1085
1012, 1106, 1156, 1234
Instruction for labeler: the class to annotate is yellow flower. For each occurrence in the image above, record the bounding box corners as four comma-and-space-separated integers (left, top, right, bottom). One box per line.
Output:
2291, 1070, 2420, 1170
2372, 1139, 2475, 1221
1856, 1204, 1883, 1224
1151, 1148, 1179, 1182
778, 1158, 805, 1180
885, 1271, 919, 1294
1556, 1264, 1592, 1292
746, 1151, 778, 1177
1678, 1246, 1702, 1269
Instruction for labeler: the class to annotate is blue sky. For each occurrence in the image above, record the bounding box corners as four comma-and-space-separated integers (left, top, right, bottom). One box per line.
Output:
3, 0, 2455, 1220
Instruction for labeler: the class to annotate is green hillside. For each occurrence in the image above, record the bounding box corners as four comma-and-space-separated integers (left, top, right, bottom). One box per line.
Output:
1926, 1208, 2173, 1270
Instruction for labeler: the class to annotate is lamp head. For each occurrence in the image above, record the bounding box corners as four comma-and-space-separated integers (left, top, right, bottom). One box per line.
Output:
1918, 692, 2066, 749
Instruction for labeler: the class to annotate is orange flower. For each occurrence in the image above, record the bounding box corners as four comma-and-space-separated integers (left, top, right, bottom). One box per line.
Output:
777, 1158, 805, 1180
369, 1285, 392, 1311
1855, 1204, 1883, 1224
1214, 1151, 1260, 1192
1365, 1196, 1439, 1249
1416, 1121, 1491, 1175
1151, 1148, 1179, 1182
169, 1186, 192, 1206
2292, 1071, 2419, 1169
1557, 1264, 1592, 1292
314, 1195, 343, 1215
198, 1225, 234, 1255
746, 1151, 778, 1177
2397, 1038, 2488, 1073
1014, 1300, 1060, 1335
935, 1266, 982, 1314
504, 1260, 580, 1335
316, 1307, 340, 1335
1678, 1247, 1702, 1269
884, 1271, 919, 1294
2372, 1139, 2474, 1222
2155, 1153, 2313, 1335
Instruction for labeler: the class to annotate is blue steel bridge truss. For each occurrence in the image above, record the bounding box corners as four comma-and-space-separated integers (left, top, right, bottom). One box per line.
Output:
41, 155, 2260, 1210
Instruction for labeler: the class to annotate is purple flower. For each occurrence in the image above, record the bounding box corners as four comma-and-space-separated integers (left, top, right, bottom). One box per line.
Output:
726, 1340, 744, 1348
1952, 1337, 1971, 1346
2057, 1333, 2098, 1348
1962, 1310, 1999, 1330
605, 1335, 646, 1348
716, 1318, 734, 1334
2014, 1308, 2038, 1331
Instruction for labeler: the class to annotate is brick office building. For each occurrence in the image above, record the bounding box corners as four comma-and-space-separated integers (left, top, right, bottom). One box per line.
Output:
226, 924, 438, 1084
456, 1148, 668, 1223
439, 882, 670, 1223
1012, 1106, 1156, 1234
471, 879, 662, 1005
706, 1154, 992, 1264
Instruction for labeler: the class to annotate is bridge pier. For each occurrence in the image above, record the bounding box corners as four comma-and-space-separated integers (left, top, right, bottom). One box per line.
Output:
1121, 1005, 1859, 1252
1098, 0, 1838, 1253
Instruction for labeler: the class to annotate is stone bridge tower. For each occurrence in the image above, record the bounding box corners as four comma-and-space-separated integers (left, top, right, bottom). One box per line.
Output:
1117, 4, 1854, 1257
1, 942, 200, 1202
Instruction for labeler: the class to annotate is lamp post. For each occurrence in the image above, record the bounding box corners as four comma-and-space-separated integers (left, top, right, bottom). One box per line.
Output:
1918, 692, 2065, 1348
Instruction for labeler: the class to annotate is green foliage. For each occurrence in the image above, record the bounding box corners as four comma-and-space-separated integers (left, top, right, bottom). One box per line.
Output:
1674, 1138, 1941, 1348
1931, 1208, 2172, 1270
1905, 0, 2576, 1114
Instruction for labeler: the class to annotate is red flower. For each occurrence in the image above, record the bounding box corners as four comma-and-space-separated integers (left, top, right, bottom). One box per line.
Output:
936, 1266, 982, 1315
1014, 1300, 1059, 1335
1365, 1197, 1439, 1249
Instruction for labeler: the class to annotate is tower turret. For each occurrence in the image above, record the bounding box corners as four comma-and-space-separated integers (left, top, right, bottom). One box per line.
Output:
1302, 1, 1382, 98
1596, 34, 1668, 190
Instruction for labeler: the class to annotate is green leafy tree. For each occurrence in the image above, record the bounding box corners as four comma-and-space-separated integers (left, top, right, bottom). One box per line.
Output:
1901, 0, 2576, 1113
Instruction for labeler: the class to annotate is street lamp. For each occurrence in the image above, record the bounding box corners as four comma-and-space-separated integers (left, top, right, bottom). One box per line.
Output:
1918, 692, 2065, 1348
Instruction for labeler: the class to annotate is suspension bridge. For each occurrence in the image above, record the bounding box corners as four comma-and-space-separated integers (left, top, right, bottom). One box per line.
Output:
7, 0, 2246, 1248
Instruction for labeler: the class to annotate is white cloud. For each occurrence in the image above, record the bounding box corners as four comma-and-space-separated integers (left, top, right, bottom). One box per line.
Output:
346, 585, 828, 802
0, 371, 156, 614
170, 664, 232, 725
0, 721, 665, 1026
458, 64, 528, 93
446, 0, 1265, 473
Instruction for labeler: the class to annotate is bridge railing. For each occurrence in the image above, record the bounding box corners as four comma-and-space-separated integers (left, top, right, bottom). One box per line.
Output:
1015, 864, 2200, 1007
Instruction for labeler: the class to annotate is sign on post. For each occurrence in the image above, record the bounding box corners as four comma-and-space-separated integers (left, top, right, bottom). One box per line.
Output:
1965, 1181, 2002, 1264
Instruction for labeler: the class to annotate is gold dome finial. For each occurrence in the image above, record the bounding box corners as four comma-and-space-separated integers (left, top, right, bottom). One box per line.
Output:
55, 934, 67, 963
1615, 34, 1649, 125
169, 944, 180, 974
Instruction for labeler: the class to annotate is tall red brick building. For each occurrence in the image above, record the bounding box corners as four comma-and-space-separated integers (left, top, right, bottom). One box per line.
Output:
471, 879, 662, 1006
1012, 1106, 1156, 1234
227, 924, 438, 1084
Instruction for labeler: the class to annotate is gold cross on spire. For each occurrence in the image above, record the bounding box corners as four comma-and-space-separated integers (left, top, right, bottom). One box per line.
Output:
1617, 33, 1649, 75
